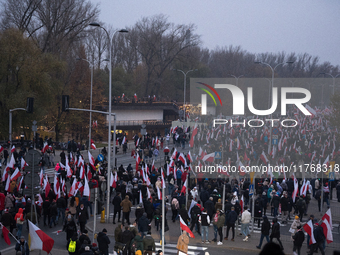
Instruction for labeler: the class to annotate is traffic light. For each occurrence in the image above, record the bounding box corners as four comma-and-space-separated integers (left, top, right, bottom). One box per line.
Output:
26, 97, 34, 113
62, 95, 69, 112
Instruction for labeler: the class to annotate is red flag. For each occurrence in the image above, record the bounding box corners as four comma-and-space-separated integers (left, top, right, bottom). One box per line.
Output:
0, 146, 3, 153
90, 139, 96, 150
321, 209, 333, 244
179, 215, 195, 238
303, 220, 316, 245
189, 124, 198, 148
2, 225, 11, 245
28, 220, 54, 253
11, 145, 15, 153
181, 177, 187, 194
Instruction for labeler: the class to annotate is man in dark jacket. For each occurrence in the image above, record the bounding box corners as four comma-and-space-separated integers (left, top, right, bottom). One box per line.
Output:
42, 198, 51, 226
143, 231, 155, 255
144, 198, 154, 222
310, 224, 325, 255
77, 203, 89, 233
296, 196, 306, 221
57, 194, 67, 223
271, 192, 280, 218
204, 197, 215, 221
292, 225, 305, 255
280, 192, 289, 224
112, 193, 122, 224
138, 213, 150, 238
97, 228, 110, 255
49, 200, 58, 228
79, 229, 91, 247
270, 218, 283, 250
224, 206, 237, 241
120, 225, 134, 255
200, 189, 210, 204
256, 215, 271, 249
15, 236, 29, 255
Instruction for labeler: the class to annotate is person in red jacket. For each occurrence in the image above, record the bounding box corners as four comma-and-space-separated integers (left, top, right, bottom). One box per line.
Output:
14, 208, 25, 239
0, 191, 5, 215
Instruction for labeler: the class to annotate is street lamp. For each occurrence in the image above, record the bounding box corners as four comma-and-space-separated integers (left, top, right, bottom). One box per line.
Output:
229, 74, 244, 87
254, 60, 294, 153
174, 69, 198, 121
319, 72, 340, 94
76, 58, 109, 151
89, 22, 128, 223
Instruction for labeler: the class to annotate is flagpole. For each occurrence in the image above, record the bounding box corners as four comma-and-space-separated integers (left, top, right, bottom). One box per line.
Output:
162, 179, 165, 253
185, 176, 188, 210
93, 187, 97, 241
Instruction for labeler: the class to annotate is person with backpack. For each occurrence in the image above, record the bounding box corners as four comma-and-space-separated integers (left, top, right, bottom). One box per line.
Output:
296, 196, 306, 221
143, 231, 156, 255
67, 233, 80, 255
198, 208, 210, 243
130, 232, 144, 255
256, 215, 271, 249
292, 225, 305, 255
310, 223, 325, 255
63, 212, 77, 241
138, 213, 150, 238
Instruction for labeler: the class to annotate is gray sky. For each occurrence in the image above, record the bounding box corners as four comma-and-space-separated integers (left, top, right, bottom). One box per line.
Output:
91, 0, 340, 66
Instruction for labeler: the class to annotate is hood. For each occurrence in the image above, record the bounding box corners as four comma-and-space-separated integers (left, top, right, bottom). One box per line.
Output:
18, 208, 23, 214
97, 232, 106, 238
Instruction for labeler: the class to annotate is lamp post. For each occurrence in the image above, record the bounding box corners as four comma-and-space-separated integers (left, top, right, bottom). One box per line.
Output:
89, 22, 128, 223
174, 69, 197, 121
229, 74, 244, 87
254, 60, 294, 154
77, 58, 109, 151
319, 72, 340, 94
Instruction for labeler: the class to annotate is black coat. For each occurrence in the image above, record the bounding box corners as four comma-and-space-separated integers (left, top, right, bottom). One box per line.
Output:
120, 230, 134, 245
293, 230, 305, 246
271, 222, 280, 238
226, 210, 238, 225
280, 196, 289, 211
261, 219, 271, 236
112, 195, 122, 211
138, 215, 150, 233
77, 208, 89, 223
97, 232, 110, 252
200, 190, 210, 203
204, 200, 215, 216
64, 220, 77, 241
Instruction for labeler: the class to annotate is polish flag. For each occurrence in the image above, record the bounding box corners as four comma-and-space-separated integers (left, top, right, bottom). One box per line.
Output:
292, 175, 299, 203
161, 167, 166, 189
1, 168, 8, 182
68, 178, 77, 197
83, 175, 90, 197
79, 165, 85, 180
260, 151, 269, 164
303, 220, 316, 245
321, 209, 333, 244
178, 153, 186, 165
171, 148, 177, 160
65, 157, 72, 178
18, 176, 24, 190
9, 154, 15, 169
11, 145, 15, 153
61, 179, 66, 195
202, 152, 215, 163
0, 146, 3, 154
110, 172, 117, 188
187, 151, 192, 163
189, 123, 198, 148
39, 169, 44, 187
135, 138, 140, 147
43, 176, 51, 198
181, 177, 187, 194
323, 155, 330, 168
151, 160, 155, 172
147, 187, 151, 199
88, 151, 96, 171
53, 175, 60, 198
139, 190, 143, 204
21, 158, 28, 170
180, 215, 195, 238
229, 139, 233, 152
90, 139, 96, 150
157, 186, 162, 200
300, 179, 306, 197
152, 138, 155, 147
77, 156, 84, 168
11, 168, 21, 181
122, 136, 126, 145
28, 220, 54, 254
5, 175, 11, 192
134, 93, 137, 101
244, 151, 250, 162
1, 224, 11, 245
41, 142, 49, 153
87, 166, 92, 180
237, 137, 241, 150
136, 153, 141, 170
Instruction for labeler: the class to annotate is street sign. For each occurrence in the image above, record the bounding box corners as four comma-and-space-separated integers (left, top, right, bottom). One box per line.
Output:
272, 128, 279, 135
249, 184, 254, 196
272, 139, 278, 145
140, 129, 147, 135
214, 151, 222, 159
272, 135, 279, 139
97, 154, 104, 162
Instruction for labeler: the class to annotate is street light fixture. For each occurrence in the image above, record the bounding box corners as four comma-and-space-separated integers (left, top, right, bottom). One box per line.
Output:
89, 22, 128, 223
254, 60, 294, 153
229, 74, 244, 87
174, 68, 198, 121
319, 72, 340, 94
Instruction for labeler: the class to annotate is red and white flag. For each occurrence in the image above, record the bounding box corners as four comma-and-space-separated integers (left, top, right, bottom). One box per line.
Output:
11, 145, 15, 153
41, 142, 49, 153
1, 224, 11, 245
303, 220, 316, 245
65, 157, 72, 178
28, 220, 54, 254
21, 158, 28, 170
292, 175, 299, 203
5, 175, 11, 192
122, 136, 126, 145
139, 190, 143, 203
157, 186, 162, 200
1, 167, 8, 182
179, 215, 195, 238
147, 187, 151, 199
321, 209, 333, 244
187, 151, 192, 163
260, 151, 269, 165
240, 195, 244, 213
171, 148, 177, 160
88, 151, 96, 171
202, 152, 214, 163
189, 123, 198, 148
90, 139, 96, 150
9, 154, 15, 169
83, 175, 90, 197
178, 153, 186, 165
11, 168, 21, 181
181, 177, 187, 194
0, 146, 3, 154
110, 172, 117, 188
136, 153, 141, 170
134, 93, 138, 101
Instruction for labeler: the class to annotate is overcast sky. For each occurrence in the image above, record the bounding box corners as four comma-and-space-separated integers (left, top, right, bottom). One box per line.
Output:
91, 0, 340, 66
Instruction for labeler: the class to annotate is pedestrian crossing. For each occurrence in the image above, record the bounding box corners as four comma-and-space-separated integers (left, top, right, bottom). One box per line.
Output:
109, 243, 206, 255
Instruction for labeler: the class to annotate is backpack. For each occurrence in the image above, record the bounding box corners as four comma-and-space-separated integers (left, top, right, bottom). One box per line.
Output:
68, 239, 76, 253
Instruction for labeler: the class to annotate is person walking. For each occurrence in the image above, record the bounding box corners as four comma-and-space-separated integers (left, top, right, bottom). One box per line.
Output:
77, 203, 89, 233
67, 233, 80, 255
270, 218, 284, 250
120, 195, 132, 225
63, 212, 77, 241
292, 225, 305, 255
97, 228, 110, 255
256, 215, 271, 249
199, 208, 210, 243
176, 230, 189, 254
241, 206, 251, 241
143, 231, 156, 255
112, 192, 122, 224
138, 212, 150, 238
216, 210, 225, 245
225, 206, 237, 241
211, 211, 219, 242
14, 208, 25, 239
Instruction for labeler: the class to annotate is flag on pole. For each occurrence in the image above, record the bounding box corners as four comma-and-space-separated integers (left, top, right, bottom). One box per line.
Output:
11, 168, 21, 181
321, 209, 333, 244
11, 145, 15, 153
21, 158, 28, 170
1, 224, 11, 245
28, 220, 54, 254
90, 139, 96, 150
181, 177, 187, 194
303, 220, 316, 245
83, 175, 90, 197
179, 216, 195, 238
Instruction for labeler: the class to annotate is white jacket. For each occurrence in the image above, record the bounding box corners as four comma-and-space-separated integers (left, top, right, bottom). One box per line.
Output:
241, 210, 251, 224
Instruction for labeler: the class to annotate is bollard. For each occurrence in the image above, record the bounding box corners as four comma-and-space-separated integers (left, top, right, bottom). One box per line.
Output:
100, 207, 105, 223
